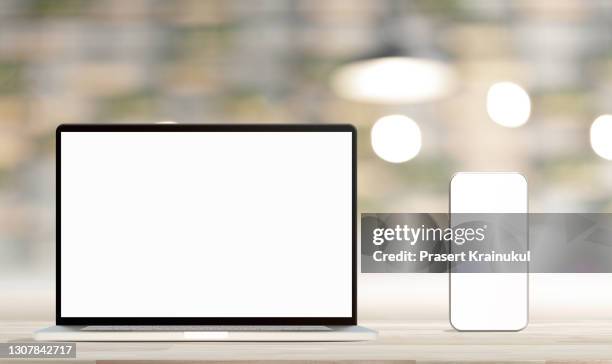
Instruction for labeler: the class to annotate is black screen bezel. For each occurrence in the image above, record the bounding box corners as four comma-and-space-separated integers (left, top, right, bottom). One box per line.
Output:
56, 123, 357, 326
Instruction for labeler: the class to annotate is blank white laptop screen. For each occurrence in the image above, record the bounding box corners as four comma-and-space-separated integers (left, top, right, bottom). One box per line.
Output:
60, 130, 353, 318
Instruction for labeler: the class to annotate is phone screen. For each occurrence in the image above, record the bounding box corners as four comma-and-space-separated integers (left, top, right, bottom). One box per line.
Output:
449, 172, 528, 331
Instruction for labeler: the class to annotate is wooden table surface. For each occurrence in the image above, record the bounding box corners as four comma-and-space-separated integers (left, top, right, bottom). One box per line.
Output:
2, 320, 612, 362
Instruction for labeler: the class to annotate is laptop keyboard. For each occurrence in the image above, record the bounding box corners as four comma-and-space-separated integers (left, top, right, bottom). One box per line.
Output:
82, 325, 332, 332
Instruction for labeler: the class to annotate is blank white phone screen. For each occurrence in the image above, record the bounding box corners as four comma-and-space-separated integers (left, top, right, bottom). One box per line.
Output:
450, 172, 528, 331
60, 131, 353, 318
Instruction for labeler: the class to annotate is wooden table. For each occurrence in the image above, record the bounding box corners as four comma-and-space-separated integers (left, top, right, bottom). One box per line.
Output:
2, 320, 612, 362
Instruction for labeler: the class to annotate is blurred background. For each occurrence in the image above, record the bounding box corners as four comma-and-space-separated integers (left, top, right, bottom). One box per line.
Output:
1, 0, 612, 321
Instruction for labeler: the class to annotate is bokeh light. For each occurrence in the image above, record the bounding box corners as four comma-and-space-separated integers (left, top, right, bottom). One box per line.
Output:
371, 115, 422, 163
591, 115, 612, 160
486, 82, 531, 128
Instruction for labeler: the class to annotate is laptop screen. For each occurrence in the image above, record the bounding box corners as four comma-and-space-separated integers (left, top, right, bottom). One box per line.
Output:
58, 125, 354, 324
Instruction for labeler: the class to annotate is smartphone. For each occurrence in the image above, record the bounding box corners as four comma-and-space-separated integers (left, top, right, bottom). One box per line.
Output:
449, 172, 528, 331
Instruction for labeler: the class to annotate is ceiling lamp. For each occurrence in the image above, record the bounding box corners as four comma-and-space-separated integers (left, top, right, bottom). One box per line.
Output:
331, 56, 455, 104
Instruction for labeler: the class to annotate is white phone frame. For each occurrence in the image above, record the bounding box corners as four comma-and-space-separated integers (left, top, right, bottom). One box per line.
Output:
449, 172, 529, 332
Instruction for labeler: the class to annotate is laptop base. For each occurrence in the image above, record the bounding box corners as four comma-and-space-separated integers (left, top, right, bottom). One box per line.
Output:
34, 325, 376, 341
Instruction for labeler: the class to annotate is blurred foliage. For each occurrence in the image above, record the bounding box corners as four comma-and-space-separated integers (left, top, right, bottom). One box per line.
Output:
0, 63, 24, 95
27, 0, 93, 18
166, 24, 236, 61
393, 157, 456, 192
98, 90, 159, 122
536, 90, 594, 120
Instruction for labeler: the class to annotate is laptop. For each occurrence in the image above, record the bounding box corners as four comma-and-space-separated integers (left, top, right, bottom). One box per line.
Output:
35, 123, 376, 341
